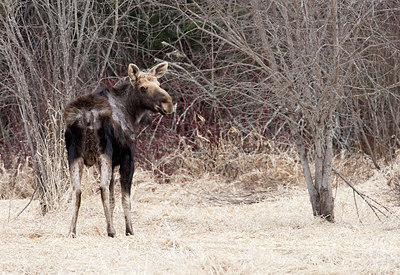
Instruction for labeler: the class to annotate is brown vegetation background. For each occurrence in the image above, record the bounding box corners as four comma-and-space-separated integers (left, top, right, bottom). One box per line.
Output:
0, 0, 400, 273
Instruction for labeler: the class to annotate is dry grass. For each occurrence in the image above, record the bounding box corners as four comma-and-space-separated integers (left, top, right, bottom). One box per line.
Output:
1, 148, 400, 274
1, 135, 400, 273
0, 157, 35, 200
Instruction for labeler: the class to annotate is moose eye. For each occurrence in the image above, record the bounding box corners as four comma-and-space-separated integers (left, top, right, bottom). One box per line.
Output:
140, 86, 147, 93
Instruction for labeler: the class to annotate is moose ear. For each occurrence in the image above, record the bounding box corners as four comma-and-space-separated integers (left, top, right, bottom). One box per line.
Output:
149, 62, 168, 78
128, 64, 140, 81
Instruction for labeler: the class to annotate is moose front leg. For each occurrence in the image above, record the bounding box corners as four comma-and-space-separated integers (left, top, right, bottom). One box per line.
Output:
109, 171, 115, 221
69, 158, 83, 238
120, 154, 135, 236
121, 184, 134, 236
99, 154, 116, 237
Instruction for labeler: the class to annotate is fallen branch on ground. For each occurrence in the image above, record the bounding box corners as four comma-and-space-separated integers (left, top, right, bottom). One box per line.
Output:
332, 167, 392, 222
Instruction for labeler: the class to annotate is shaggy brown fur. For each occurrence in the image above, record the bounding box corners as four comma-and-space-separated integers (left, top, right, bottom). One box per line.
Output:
64, 62, 173, 237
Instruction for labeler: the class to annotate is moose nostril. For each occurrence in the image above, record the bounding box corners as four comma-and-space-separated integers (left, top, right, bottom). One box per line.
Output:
161, 102, 174, 114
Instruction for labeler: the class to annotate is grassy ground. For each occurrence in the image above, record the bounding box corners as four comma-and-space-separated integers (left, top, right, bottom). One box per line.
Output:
1, 166, 400, 274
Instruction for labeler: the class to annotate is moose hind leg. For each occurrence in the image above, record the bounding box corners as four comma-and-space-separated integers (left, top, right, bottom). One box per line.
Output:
99, 154, 116, 237
69, 158, 83, 237
120, 157, 134, 236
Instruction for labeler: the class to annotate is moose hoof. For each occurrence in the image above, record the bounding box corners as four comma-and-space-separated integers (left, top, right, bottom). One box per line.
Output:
125, 231, 134, 236
69, 232, 77, 238
107, 225, 116, 238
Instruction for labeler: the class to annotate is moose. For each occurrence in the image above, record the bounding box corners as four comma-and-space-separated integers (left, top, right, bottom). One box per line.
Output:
64, 62, 173, 237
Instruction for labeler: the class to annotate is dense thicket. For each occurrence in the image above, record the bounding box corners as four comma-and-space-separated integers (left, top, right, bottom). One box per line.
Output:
0, 0, 399, 214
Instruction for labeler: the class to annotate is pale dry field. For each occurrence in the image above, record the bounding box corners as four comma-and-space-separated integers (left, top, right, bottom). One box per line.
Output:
1, 166, 400, 274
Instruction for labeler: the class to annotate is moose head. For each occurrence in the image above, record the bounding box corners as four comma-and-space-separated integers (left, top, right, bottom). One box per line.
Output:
128, 62, 174, 115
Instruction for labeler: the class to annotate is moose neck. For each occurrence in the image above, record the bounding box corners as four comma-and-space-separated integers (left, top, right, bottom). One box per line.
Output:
111, 82, 147, 127
126, 89, 147, 125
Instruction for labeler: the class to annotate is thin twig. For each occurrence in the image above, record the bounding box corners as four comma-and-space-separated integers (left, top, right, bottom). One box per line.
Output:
353, 190, 362, 224
12, 183, 39, 221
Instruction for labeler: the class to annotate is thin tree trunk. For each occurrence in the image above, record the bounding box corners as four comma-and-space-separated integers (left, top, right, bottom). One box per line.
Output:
319, 118, 335, 221
294, 133, 320, 216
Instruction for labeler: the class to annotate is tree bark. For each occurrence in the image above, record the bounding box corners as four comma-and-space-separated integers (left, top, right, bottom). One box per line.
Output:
295, 133, 320, 216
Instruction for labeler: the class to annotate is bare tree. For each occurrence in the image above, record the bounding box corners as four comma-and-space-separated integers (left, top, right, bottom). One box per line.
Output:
170, 0, 400, 220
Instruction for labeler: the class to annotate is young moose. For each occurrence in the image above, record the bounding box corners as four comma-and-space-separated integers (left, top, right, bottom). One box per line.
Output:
64, 62, 173, 237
